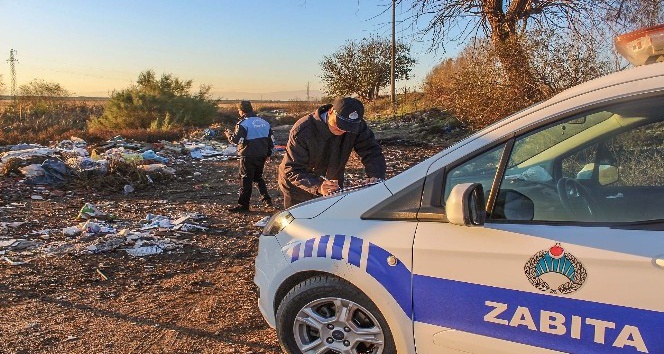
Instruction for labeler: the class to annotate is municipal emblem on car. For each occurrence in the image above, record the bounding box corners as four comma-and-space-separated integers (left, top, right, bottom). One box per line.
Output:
349, 111, 359, 120
524, 243, 587, 294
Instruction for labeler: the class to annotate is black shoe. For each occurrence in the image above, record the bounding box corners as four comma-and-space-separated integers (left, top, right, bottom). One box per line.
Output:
227, 204, 250, 213
262, 198, 273, 207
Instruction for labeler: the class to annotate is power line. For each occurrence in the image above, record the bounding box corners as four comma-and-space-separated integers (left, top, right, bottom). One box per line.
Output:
7, 49, 18, 101
391, 0, 396, 110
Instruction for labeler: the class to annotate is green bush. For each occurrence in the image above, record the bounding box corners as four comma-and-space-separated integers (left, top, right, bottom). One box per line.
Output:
89, 70, 218, 130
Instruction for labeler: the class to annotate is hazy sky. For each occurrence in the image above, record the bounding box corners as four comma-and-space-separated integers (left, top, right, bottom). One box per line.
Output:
1, 0, 457, 99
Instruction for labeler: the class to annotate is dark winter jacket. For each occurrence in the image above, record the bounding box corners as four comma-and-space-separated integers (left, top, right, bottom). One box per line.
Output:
228, 116, 274, 157
278, 104, 386, 199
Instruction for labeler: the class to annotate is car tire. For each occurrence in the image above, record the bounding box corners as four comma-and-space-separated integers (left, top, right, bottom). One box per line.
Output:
276, 275, 396, 354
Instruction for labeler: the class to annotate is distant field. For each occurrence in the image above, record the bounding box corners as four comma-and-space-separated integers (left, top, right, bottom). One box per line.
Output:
0, 97, 320, 113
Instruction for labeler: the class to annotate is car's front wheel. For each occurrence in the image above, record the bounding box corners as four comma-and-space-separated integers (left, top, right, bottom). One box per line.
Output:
276, 275, 395, 354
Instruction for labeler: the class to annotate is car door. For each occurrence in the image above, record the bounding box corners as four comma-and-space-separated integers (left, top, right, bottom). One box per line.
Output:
412, 96, 664, 354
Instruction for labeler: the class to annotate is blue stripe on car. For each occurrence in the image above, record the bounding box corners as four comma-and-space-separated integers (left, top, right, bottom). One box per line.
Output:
348, 236, 363, 267
413, 276, 663, 354
317, 235, 330, 257
288, 237, 663, 353
290, 243, 300, 262
366, 243, 413, 316
331, 234, 345, 260
304, 238, 314, 258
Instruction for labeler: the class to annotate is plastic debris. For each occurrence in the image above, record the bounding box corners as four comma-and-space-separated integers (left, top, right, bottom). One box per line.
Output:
0, 147, 56, 163
63, 226, 82, 237
3, 256, 27, 265
123, 184, 135, 195
78, 203, 106, 220
142, 150, 169, 163
82, 220, 102, 234
137, 164, 175, 175
0, 239, 20, 248
126, 245, 163, 257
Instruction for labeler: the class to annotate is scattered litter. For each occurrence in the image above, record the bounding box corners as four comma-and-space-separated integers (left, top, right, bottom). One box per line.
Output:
63, 226, 82, 237
0, 221, 26, 228
82, 221, 102, 234
0, 147, 56, 163
3, 256, 27, 266
7, 239, 40, 251
137, 164, 175, 175
77, 203, 108, 220
142, 150, 169, 163
96, 268, 109, 281
123, 184, 135, 195
126, 245, 163, 257
0, 126, 292, 264
0, 239, 20, 248
174, 223, 208, 232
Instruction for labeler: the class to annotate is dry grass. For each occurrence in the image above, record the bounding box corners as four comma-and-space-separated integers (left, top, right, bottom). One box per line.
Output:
0, 97, 433, 147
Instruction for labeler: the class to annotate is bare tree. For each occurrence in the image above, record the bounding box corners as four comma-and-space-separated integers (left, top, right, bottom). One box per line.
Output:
403, 0, 663, 104
423, 29, 613, 129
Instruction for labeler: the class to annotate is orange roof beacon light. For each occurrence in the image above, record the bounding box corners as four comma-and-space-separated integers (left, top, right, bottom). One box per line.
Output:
615, 24, 664, 66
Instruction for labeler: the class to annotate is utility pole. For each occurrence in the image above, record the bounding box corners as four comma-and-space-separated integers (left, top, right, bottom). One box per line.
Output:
7, 49, 18, 102
390, 0, 396, 112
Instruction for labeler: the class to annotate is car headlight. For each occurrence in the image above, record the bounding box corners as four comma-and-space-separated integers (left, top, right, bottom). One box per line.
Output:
262, 211, 294, 236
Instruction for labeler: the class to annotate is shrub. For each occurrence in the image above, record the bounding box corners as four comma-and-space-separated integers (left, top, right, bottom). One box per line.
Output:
18, 79, 72, 115
0, 100, 99, 146
422, 39, 526, 130
89, 70, 218, 130
423, 32, 613, 131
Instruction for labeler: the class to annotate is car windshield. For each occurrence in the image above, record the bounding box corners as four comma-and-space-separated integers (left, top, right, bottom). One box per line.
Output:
508, 110, 612, 169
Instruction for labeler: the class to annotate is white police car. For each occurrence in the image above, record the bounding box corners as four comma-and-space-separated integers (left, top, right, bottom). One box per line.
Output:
255, 25, 664, 354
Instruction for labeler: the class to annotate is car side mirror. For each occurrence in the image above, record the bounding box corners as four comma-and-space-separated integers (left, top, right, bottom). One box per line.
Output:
492, 190, 535, 220
576, 163, 619, 185
446, 183, 486, 226
598, 164, 619, 185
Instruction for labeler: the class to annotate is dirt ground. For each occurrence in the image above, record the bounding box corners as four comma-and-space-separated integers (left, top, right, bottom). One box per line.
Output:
0, 125, 462, 354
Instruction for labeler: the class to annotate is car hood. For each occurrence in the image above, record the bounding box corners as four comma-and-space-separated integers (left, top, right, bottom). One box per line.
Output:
287, 194, 347, 219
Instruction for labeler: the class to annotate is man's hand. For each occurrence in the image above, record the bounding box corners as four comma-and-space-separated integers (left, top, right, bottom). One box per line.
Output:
319, 179, 340, 196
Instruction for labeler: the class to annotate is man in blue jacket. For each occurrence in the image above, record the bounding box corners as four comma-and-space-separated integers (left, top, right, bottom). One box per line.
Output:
225, 101, 274, 212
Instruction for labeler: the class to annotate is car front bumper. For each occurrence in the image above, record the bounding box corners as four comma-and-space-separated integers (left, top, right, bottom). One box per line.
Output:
254, 234, 288, 328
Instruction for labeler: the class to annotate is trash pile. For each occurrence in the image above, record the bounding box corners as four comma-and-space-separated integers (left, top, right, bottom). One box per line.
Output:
0, 126, 292, 265
0, 202, 210, 265
0, 132, 253, 194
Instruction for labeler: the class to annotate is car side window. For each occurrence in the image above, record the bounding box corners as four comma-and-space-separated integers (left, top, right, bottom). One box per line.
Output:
444, 144, 505, 204
606, 121, 664, 188
492, 97, 664, 223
